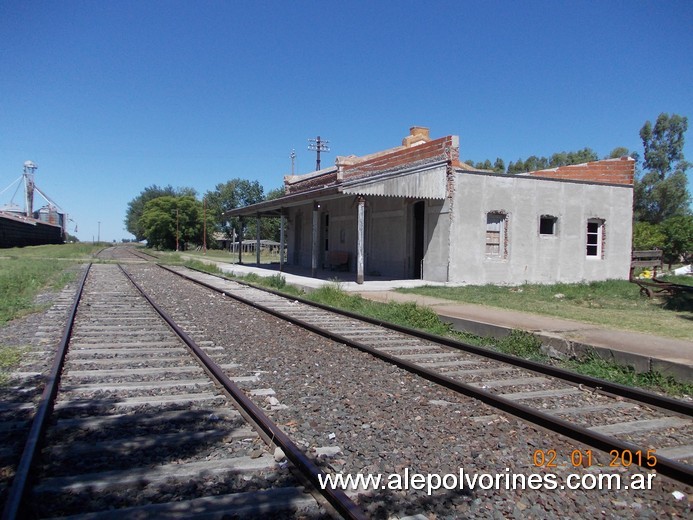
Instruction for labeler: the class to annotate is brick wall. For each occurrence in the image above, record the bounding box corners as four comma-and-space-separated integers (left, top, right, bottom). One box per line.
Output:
527, 157, 635, 185
342, 136, 458, 182
285, 171, 338, 194
284, 135, 460, 194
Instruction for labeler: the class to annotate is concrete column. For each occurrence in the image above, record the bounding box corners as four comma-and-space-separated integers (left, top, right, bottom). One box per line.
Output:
256, 214, 261, 265
356, 196, 365, 284
311, 202, 319, 278
279, 212, 285, 272
238, 218, 243, 264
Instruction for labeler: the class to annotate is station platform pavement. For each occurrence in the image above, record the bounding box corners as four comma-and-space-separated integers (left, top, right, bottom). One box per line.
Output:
185, 257, 693, 383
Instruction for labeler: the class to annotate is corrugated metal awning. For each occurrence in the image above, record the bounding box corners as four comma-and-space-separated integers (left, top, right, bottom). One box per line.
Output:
340, 163, 448, 199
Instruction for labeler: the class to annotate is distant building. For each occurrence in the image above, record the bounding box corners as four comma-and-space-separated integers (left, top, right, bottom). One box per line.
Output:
0, 210, 65, 248
225, 127, 634, 285
0, 161, 67, 248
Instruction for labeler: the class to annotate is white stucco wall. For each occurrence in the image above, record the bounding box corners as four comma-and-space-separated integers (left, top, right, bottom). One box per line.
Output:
422, 199, 450, 282
449, 172, 633, 285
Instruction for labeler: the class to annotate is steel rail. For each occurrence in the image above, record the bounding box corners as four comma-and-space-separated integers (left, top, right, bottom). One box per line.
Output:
1, 264, 92, 520
161, 264, 693, 484
128, 247, 160, 261
172, 265, 693, 417
119, 266, 366, 520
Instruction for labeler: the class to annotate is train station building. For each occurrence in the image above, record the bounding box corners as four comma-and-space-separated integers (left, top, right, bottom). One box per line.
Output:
224, 127, 635, 285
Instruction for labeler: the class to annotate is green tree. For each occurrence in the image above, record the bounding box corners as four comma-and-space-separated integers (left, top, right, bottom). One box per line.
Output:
523, 155, 549, 172
660, 215, 693, 266
141, 196, 203, 250
493, 158, 505, 173
507, 159, 523, 174
258, 187, 285, 242
550, 148, 598, 167
608, 147, 631, 159
635, 113, 691, 224
464, 159, 498, 171
632, 221, 665, 250
506, 148, 599, 174
204, 179, 264, 240
125, 185, 196, 241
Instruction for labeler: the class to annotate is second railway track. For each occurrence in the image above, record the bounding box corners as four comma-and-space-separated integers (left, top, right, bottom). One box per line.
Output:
158, 264, 693, 483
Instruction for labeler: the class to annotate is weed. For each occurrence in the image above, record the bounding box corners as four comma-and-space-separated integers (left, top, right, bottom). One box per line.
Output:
495, 330, 545, 359
306, 284, 453, 336
562, 353, 693, 396
265, 274, 287, 290
244, 273, 262, 284
183, 259, 223, 275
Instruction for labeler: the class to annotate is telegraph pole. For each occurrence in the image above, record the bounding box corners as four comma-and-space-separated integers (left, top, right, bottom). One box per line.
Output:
308, 136, 330, 171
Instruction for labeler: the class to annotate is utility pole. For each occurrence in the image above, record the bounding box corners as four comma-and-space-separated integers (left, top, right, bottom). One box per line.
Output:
308, 136, 330, 171
176, 208, 180, 251
290, 149, 296, 175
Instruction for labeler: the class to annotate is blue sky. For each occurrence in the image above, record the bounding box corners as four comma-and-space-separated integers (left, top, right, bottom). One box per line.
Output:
1, 1, 691, 242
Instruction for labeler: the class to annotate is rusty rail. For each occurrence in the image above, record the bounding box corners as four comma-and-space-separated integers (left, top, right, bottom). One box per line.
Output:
120, 266, 366, 520
1, 264, 91, 520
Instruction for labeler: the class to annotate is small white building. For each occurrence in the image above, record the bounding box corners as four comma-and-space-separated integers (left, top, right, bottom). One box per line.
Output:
225, 127, 635, 285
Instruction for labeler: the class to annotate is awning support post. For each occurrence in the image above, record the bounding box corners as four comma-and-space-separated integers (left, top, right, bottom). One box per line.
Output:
237, 218, 243, 264
256, 214, 261, 265
279, 212, 285, 272
311, 201, 319, 278
356, 196, 365, 284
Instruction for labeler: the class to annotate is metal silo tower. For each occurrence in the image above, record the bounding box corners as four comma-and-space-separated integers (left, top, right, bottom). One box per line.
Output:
23, 160, 37, 217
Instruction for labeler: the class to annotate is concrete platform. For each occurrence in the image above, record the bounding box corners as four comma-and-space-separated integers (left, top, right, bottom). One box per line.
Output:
358, 291, 693, 383
186, 257, 446, 292
185, 257, 693, 383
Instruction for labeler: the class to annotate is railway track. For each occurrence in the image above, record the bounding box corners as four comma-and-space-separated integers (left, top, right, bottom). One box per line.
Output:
3, 246, 691, 517
159, 264, 693, 485
1, 261, 364, 519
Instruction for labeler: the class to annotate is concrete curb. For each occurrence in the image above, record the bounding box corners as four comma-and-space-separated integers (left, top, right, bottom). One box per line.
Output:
440, 313, 693, 384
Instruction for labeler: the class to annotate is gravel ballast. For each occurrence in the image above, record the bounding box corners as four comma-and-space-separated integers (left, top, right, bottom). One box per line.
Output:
2, 261, 691, 519
123, 264, 692, 519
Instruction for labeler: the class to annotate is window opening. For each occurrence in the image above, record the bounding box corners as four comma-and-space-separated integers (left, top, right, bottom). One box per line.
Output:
586, 219, 603, 257
540, 215, 557, 235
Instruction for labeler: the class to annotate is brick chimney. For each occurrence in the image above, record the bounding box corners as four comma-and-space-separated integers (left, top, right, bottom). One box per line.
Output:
402, 126, 431, 148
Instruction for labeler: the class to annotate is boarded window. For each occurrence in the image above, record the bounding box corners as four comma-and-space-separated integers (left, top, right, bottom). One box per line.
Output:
486, 213, 506, 258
